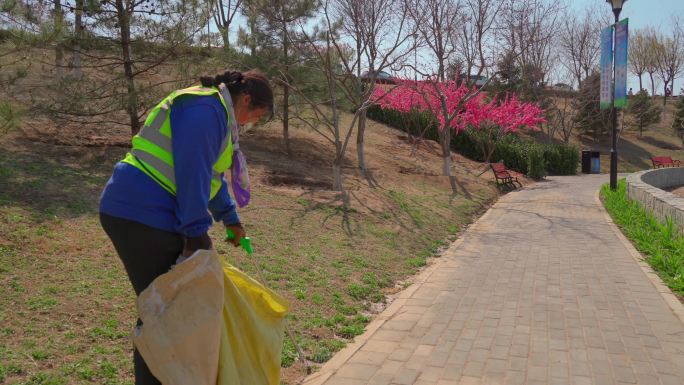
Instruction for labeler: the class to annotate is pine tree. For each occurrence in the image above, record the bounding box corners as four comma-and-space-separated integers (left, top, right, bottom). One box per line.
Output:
627, 89, 661, 137
573, 72, 611, 142
250, 0, 318, 155
495, 51, 521, 94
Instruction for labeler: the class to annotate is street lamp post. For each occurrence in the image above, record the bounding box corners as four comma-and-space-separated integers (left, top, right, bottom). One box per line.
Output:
607, 0, 626, 191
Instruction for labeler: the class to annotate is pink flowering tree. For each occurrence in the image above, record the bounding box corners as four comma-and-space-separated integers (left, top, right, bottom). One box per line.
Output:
373, 79, 545, 178
373, 79, 488, 191
461, 94, 546, 163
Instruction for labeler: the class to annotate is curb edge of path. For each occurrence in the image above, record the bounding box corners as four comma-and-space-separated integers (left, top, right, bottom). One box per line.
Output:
593, 189, 684, 325
302, 195, 504, 385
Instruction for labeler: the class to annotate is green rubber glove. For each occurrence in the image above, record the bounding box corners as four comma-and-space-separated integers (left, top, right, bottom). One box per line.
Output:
226, 228, 253, 255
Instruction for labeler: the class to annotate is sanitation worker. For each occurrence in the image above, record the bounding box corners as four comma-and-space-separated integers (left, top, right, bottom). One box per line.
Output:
99, 70, 273, 385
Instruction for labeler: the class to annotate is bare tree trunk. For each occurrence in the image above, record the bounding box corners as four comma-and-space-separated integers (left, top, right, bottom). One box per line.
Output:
649, 72, 655, 96
440, 128, 454, 192
116, 0, 140, 136
72, 0, 83, 78
283, 82, 290, 153
357, 111, 367, 171
441, 128, 458, 194
332, 161, 343, 191
282, 19, 291, 155
54, 0, 64, 78
442, 150, 451, 176
225, 28, 230, 50
638, 73, 643, 91
355, 37, 368, 174
329, 31, 344, 194
217, 26, 230, 50
333, 117, 344, 192
214, 0, 241, 51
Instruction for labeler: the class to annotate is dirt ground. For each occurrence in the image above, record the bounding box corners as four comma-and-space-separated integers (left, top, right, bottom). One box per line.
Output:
525, 98, 684, 174
0, 105, 509, 384
4, 60, 683, 384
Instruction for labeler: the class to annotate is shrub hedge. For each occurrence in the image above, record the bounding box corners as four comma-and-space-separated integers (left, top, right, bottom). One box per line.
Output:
367, 105, 578, 176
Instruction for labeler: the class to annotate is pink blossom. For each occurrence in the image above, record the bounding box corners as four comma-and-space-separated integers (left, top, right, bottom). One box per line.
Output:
372, 79, 546, 134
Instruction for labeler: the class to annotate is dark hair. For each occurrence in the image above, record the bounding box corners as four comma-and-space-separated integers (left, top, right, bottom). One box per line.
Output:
200, 70, 274, 114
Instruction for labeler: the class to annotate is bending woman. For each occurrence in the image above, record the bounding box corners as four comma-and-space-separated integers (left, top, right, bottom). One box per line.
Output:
99, 70, 273, 385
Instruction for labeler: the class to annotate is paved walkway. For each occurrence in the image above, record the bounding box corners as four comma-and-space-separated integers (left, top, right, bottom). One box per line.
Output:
305, 175, 684, 385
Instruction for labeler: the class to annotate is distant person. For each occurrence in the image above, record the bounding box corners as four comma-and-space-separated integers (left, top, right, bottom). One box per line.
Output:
628, 87, 633, 96
99, 70, 274, 385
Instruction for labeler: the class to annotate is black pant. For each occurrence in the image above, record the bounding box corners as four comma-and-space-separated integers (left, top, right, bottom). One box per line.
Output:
100, 213, 184, 385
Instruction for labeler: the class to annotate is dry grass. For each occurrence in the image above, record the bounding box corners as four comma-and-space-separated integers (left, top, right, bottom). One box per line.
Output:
528, 97, 683, 174
0, 108, 500, 384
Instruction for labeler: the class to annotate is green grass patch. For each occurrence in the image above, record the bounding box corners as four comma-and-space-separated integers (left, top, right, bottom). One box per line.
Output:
281, 337, 299, 368
406, 256, 427, 268
0, 127, 497, 383
0, 363, 23, 382
23, 372, 69, 385
309, 339, 346, 363
387, 190, 426, 228
346, 283, 371, 300
601, 180, 684, 295
89, 319, 128, 341
26, 296, 58, 311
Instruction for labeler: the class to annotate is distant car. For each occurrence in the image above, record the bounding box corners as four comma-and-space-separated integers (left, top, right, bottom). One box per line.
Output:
360, 70, 396, 84
458, 73, 488, 87
551, 83, 573, 92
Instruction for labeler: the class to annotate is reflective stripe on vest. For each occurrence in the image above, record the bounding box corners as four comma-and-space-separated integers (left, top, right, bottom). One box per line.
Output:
132, 148, 177, 185
137, 104, 172, 152
123, 86, 234, 198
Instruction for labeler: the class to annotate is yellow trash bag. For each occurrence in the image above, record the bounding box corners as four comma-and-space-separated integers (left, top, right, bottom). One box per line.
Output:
218, 261, 289, 385
132, 249, 289, 385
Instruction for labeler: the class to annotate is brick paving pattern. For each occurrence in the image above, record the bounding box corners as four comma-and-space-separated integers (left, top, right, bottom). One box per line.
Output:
306, 175, 684, 385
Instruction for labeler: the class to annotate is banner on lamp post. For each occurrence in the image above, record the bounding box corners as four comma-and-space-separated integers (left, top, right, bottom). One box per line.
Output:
614, 18, 629, 108
600, 26, 613, 110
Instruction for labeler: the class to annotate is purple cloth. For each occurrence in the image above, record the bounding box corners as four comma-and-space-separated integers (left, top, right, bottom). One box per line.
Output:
221, 83, 251, 207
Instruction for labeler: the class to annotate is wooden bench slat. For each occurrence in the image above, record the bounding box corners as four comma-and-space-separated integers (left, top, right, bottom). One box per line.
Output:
490, 163, 521, 189
651, 156, 681, 169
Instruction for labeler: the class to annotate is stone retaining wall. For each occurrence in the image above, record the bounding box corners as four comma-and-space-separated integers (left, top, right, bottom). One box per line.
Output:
626, 168, 684, 234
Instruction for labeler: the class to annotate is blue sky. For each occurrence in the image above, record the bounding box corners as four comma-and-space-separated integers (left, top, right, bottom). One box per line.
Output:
570, 0, 682, 32
225, 1, 684, 93
570, 0, 684, 93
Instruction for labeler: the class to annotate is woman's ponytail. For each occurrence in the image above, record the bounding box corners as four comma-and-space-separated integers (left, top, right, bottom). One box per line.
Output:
198, 70, 273, 112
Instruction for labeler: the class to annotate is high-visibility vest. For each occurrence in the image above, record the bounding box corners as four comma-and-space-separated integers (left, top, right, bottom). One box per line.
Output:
121, 85, 235, 199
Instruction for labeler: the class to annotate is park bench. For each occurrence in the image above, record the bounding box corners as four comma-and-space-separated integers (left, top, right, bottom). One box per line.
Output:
491, 163, 522, 188
651, 156, 681, 169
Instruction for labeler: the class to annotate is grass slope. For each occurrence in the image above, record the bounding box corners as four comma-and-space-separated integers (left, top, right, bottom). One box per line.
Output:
0, 115, 499, 384
527, 98, 683, 174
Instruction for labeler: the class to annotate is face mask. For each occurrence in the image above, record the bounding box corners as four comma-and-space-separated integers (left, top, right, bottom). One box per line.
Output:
240, 123, 254, 134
